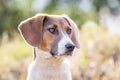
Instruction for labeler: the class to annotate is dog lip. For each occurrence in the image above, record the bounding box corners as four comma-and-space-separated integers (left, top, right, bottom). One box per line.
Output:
50, 49, 73, 56
65, 51, 73, 56
50, 51, 55, 56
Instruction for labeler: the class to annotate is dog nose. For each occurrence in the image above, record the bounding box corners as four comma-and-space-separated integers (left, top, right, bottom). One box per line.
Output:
65, 43, 75, 51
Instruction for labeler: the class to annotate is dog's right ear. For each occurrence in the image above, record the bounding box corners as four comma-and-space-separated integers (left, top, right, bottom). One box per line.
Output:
18, 14, 48, 47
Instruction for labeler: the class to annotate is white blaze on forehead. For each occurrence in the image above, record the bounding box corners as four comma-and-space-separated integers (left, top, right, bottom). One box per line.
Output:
58, 33, 73, 55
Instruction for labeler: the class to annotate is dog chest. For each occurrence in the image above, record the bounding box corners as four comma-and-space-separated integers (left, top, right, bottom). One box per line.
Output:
27, 59, 72, 80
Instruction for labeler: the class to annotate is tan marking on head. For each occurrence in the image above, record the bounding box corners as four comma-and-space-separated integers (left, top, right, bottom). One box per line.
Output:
38, 16, 63, 51
38, 30, 56, 51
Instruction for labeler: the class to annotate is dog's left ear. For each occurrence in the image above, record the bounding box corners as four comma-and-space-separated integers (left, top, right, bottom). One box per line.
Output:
63, 15, 80, 48
18, 14, 47, 47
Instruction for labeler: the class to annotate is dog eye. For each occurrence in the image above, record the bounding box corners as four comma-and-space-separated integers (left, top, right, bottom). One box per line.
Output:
48, 28, 56, 34
66, 28, 72, 34
48, 25, 58, 34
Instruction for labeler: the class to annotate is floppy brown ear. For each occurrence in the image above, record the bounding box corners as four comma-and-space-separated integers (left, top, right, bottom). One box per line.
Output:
63, 15, 80, 48
18, 14, 47, 47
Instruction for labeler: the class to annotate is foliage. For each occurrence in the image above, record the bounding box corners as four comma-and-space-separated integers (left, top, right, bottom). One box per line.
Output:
0, 32, 32, 80
0, 0, 32, 37
0, 0, 120, 37
0, 0, 99, 37
92, 0, 120, 15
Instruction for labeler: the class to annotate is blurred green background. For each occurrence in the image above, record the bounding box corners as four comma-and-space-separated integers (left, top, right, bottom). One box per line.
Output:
0, 0, 120, 80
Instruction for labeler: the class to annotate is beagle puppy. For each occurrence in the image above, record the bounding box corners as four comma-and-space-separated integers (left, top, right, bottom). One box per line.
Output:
18, 14, 80, 80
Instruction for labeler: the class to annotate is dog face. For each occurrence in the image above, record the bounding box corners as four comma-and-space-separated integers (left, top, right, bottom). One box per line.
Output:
18, 14, 80, 56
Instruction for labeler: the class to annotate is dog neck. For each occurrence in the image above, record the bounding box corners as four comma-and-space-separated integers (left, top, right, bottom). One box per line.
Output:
34, 48, 68, 66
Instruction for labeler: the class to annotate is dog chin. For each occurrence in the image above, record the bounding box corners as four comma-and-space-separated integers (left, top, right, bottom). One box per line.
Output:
50, 51, 73, 56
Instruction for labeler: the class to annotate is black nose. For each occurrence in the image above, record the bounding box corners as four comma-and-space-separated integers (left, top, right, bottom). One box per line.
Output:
65, 43, 75, 51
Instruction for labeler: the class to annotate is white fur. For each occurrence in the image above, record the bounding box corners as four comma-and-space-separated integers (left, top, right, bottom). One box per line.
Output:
58, 33, 74, 55
27, 48, 72, 80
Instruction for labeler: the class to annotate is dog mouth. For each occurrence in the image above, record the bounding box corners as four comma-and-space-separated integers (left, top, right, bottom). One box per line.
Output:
50, 42, 75, 56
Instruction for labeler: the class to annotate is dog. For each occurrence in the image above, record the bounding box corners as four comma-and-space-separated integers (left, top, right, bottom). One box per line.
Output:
18, 14, 80, 80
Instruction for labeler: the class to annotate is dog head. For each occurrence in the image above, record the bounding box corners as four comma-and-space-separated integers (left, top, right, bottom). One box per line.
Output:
18, 14, 80, 56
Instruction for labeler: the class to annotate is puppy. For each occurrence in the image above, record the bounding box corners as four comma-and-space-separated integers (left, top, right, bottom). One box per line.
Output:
18, 14, 80, 80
